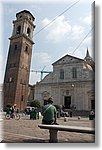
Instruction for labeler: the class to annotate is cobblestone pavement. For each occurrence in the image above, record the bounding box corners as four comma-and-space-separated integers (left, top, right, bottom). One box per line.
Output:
1, 114, 95, 143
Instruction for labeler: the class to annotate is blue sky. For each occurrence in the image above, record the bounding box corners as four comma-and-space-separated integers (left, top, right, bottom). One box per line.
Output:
0, 0, 94, 84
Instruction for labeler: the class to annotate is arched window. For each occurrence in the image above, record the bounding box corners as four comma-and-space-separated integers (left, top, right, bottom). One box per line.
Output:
25, 46, 28, 53
27, 27, 31, 37
16, 25, 21, 34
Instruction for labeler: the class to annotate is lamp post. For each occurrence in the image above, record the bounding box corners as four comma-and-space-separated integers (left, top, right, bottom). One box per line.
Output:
72, 84, 75, 102
71, 84, 76, 110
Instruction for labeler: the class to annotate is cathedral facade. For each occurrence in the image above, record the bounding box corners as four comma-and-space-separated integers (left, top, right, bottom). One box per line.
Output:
34, 50, 95, 111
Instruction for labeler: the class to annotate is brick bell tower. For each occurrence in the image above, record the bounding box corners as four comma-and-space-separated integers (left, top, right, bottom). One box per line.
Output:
3, 10, 35, 111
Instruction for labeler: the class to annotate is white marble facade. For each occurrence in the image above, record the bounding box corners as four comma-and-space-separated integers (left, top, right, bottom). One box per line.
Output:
34, 50, 95, 111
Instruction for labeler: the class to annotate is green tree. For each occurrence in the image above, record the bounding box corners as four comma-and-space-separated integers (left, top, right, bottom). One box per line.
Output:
54, 104, 61, 110
30, 100, 41, 108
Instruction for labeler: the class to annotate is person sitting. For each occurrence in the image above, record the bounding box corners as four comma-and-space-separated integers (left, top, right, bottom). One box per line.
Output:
42, 97, 57, 125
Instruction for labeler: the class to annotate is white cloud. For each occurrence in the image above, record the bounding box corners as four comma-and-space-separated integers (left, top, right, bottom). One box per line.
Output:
83, 14, 91, 25
42, 15, 71, 43
71, 25, 84, 39
42, 15, 84, 43
33, 52, 52, 64
80, 13, 91, 25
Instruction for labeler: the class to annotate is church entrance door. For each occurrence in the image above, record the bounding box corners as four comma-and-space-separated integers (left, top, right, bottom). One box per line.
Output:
64, 96, 71, 109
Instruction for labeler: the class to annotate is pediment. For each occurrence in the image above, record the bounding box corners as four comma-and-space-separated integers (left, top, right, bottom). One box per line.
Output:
52, 55, 83, 65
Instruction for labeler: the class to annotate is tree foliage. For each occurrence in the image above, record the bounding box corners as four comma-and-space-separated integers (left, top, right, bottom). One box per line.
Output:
30, 100, 41, 108
54, 104, 61, 110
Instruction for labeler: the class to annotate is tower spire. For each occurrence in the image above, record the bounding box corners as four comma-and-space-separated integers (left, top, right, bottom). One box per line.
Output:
86, 47, 90, 58
84, 47, 95, 71
84, 47, 92, 61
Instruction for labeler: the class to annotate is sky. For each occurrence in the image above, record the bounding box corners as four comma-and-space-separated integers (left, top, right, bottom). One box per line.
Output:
1, 1, 102, 149
0, 0, 94, 85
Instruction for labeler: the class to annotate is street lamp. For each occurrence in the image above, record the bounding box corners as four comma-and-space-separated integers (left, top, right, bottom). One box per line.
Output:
71, 84, 75, 108
72, 84, 74, 87
71, 84, 77, 109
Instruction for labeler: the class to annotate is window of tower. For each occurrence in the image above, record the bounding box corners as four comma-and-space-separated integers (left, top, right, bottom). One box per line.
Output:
15, 44, 17, 50
9, 77, 14, 82
25, 46, 28, 53
16, 25, 21, 34
27, 27, 31, 37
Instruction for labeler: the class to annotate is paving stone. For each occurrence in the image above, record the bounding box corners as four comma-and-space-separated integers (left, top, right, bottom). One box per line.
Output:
1, 115, 95, 143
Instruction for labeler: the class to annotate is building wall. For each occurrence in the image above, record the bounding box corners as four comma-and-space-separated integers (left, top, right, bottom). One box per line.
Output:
35, 81, 94, 110
34, 55, 95, 111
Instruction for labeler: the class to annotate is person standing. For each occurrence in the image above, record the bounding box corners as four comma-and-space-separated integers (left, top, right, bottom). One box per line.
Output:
42, 97, 57, 125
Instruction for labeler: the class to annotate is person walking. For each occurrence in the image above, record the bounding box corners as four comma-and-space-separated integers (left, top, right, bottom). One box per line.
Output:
42, 97, 57, 125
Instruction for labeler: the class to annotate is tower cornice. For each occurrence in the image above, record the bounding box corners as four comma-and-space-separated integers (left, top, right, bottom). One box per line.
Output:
9, 34, 35, 45
13, 19, 36, 29
16, 10, 35, 21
